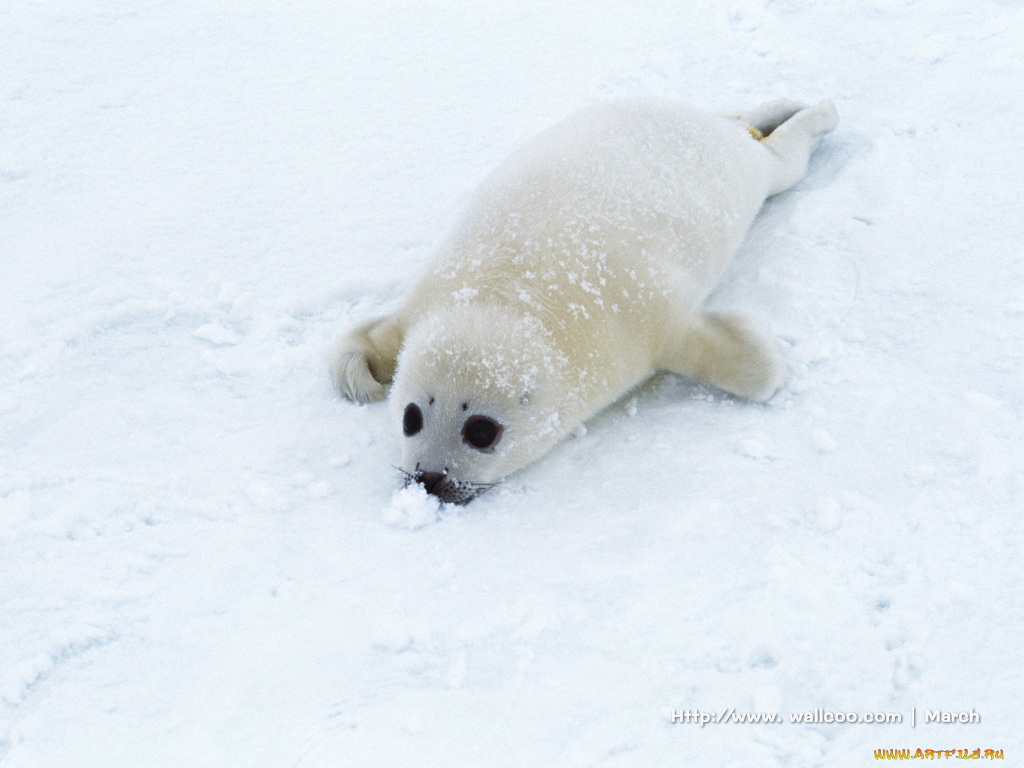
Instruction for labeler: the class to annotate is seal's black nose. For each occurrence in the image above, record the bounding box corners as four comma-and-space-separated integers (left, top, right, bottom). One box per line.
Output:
416, 471, 445, 495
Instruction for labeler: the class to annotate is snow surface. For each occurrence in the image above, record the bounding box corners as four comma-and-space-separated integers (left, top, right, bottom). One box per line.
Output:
2, 1, 1022, 766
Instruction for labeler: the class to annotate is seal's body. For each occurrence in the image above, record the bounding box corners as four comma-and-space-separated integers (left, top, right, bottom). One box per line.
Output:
333, 99, 839, 502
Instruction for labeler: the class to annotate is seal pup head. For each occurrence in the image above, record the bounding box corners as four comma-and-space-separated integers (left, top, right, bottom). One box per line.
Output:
390, 302, 572, 503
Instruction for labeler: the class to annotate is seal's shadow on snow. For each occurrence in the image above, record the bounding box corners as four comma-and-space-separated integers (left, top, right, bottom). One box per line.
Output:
729, 130, 863, 271
710, 129, 865, 353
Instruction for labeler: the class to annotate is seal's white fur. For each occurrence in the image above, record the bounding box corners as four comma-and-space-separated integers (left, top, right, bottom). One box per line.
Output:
332, 98, 838, 498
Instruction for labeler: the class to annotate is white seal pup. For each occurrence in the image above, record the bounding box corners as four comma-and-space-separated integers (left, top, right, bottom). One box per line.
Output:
333, 98, 839, 503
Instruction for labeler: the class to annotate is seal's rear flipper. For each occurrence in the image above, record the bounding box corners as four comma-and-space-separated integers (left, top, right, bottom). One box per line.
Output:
760, 100, 840, 195
725, 99, 808, 138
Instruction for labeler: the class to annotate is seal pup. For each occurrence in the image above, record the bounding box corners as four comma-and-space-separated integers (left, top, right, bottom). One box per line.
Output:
333, 98, 839, 503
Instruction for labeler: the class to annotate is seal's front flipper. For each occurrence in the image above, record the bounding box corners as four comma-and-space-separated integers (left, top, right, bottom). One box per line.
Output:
331, 315, 405, 403
657, 310, 787, 402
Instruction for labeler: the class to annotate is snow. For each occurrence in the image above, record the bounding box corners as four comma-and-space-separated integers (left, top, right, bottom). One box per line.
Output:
381, 483, 443, 529
2, 0, 1022, 766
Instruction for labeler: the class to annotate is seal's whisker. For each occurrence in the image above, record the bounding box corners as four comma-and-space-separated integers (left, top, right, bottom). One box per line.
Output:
393, 465, 416, 487
389, 470, 501, 504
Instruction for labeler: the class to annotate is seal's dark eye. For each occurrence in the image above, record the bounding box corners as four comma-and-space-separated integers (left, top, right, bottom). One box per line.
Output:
403, 403, 423, 436
462, 415, 502, 451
